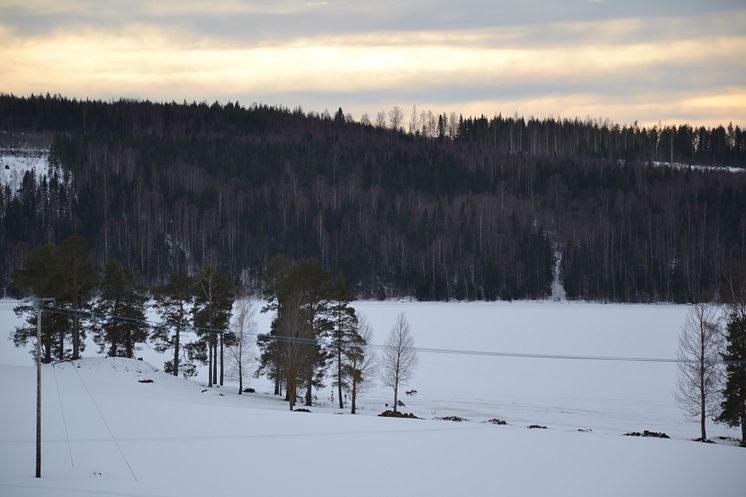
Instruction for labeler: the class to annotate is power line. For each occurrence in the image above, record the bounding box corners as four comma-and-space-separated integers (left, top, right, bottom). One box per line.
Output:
25, 303, 746, 366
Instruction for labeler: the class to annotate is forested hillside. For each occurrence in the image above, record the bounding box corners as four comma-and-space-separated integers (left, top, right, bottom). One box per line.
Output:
1, 94, 745, 302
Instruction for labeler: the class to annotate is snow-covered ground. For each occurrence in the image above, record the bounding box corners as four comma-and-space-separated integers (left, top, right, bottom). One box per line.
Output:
1, 300, 744, 496
650, 160, 744, 174
0, 148, 50, 194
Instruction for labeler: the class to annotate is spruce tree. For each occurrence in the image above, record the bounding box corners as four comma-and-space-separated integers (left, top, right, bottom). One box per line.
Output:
152, 272, 195, 377
717, 312, 746, 445
94, 258, 148, 358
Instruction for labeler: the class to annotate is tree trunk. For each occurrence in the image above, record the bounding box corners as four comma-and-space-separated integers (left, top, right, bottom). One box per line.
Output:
238, 360, 242, 395
72, 312, 80, 360
212, 335, 218, 386
351, 382, 357, 414
700, 408, 706, 442
207, 338, 213, 387
274, 372, 280, 396
393, 383, 399, 413
337, 346, 343, 409
219, 333, 224, 386
741, 413, 746, 446
59, 329, 64, 360
305, 369, 312, 406
173, 327, 180, 377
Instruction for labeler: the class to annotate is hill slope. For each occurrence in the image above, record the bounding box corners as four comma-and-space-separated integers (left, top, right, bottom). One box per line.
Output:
1, 95, 746, 301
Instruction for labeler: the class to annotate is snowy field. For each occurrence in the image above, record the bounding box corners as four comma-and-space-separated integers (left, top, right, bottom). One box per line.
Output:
1, 300, 745, 497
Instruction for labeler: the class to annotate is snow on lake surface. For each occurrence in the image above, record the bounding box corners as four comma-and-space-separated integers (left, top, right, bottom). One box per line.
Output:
1, 300, 744, 496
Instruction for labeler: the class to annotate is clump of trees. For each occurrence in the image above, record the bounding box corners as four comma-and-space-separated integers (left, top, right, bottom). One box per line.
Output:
12, 236, 236, 384
12, 236, 97, 362
256, 256, 374, 412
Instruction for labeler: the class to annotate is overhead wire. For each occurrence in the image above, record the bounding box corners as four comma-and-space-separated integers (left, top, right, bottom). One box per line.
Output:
28, 303, 746, 366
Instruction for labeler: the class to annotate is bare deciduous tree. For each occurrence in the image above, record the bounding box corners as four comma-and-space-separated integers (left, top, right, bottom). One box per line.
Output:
226, 299, 256, 395
388, 106, 403, 132
382, 313, 417, 412
676, 303, 724, 442
375, 111, 387, 129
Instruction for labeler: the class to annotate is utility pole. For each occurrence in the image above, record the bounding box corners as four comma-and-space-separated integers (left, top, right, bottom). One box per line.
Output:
35, 298, 54, 479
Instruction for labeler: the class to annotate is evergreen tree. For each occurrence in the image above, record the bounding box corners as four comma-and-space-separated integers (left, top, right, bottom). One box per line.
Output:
256, 254, 290, 396
12, 244, 68, 362
152, 272, 196, 377
12, 237, 97, 361
328, 274, 358, 409
94, 258, 148, 358
57, 236, 98, 359
717, 312, 746, 445
191, 260, 234, 387
287, 258, 332, 406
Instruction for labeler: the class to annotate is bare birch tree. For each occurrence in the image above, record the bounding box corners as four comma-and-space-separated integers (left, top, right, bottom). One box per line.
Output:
226, 299, 256, 395
382, 313, 417, 413
676, 303, 724, 442
388, 106, 403, 132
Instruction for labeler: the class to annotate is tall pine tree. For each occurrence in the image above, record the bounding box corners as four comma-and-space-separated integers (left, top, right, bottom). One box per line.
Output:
328, 274, 358, 409
191, 261, 234, 387
152, 272, 196, 377
94, 258, 148, 358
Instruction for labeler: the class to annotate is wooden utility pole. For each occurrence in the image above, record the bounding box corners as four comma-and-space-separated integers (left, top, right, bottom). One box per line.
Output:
35, 298, 54, 479
35, 300, 41, 478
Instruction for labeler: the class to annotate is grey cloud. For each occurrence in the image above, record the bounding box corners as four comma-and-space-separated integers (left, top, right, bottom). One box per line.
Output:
2, 0, 744, 43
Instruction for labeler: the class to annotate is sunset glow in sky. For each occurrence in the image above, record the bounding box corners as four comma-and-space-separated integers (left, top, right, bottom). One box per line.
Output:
2, 0, 745, 126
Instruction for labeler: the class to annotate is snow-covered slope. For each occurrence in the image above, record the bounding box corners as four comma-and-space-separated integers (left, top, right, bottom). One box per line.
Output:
0, 147, 49, 194
1, 301, 744, 496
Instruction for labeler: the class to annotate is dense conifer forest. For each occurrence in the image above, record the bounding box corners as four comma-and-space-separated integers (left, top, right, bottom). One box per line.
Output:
1, 94, 745, 302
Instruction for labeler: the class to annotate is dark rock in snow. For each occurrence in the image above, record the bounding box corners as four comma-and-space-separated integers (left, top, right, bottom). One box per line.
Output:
624, 430, 669, 439
137, 379, 153, 383
379, 410, 420, 419
243, 388, 255, 393
436, 416, 468, 422
293, 408, 311, 413
527, 424, 547, 429
487, 418, 508, 425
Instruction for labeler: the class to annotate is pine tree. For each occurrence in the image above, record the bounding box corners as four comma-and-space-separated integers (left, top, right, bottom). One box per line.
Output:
94, 258, 148, 358
57, 236, 98, 360
152, 272, 195, 377
716, 312, 746, 445
287, 259, 332, 406
328, 274, 358, 409
12, 237, 97, 361
191, 261, 234, 387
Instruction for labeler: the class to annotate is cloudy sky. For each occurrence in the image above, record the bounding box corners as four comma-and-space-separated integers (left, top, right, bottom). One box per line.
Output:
1, 0, 745, 126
